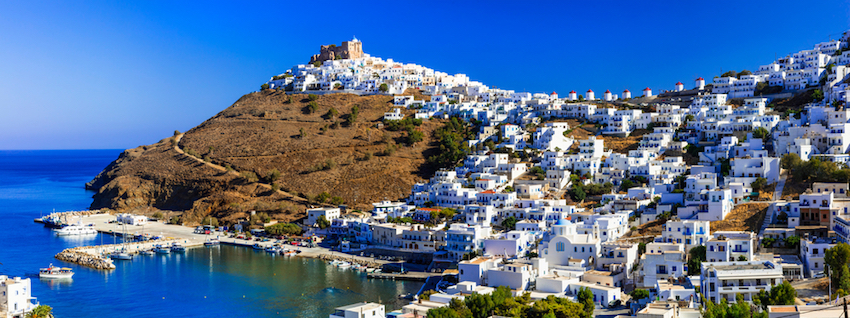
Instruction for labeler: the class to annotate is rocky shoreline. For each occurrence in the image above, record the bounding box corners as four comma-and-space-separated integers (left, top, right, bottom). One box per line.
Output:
55, 248, 116, 270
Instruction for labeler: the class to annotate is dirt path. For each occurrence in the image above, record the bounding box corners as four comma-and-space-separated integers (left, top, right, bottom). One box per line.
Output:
173, 133, 314, 206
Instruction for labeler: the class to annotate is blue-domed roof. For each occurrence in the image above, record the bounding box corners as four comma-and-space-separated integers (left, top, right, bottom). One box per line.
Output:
555, 218, 569, 226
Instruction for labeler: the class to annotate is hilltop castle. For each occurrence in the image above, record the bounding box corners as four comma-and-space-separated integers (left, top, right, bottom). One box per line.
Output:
309, 37, 363, 65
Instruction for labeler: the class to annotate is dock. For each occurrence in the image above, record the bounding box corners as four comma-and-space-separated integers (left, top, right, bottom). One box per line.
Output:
366, 271, 440, 281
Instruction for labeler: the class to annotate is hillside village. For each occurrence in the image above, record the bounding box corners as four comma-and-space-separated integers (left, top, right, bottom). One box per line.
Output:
258, 33, 850, 318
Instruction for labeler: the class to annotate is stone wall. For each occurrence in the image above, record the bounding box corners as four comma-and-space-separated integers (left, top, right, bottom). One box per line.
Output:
309, 40, 363, 64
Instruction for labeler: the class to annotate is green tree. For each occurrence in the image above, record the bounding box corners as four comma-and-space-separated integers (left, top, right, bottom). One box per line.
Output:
571, 185, 586, 202
721, 70, 738, 78
152, 211, 164, 219
826, 243, 850, 289
751, 177, 767, 192
737, 255, 748, 261
687, 246, 707, 275
465, 292, 495, 318
260, 83, 269, 90
427, 307, 460, 318
630, 289, 650, 300
379, 83, 389, 92
316, 215, 330, 229
752, 126, 770, 140
501, 216, 518, 230
812, 89, 824, 101
754, 281, 797, 310
785, 235, 801, 249
265, 223, 302, 236
308, 101, 319, 113
308, 94, 318, 101
840, 265, 850, 294
25, 305, 54, 318
577, 287, 594, 316
738, 69, 752, 77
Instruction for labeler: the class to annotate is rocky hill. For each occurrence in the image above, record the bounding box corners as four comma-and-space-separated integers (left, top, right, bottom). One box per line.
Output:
87, 90, 446, 225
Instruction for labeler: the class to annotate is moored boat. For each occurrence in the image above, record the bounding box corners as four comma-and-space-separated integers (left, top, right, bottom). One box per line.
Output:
153, 245, 170, 254
170, 243, 186, 253
252, 243, 264, 250
108, 249, 132, 260
54, 223, 97, 236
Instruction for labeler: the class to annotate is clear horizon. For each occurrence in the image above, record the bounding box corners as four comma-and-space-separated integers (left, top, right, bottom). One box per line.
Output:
1, 0, 849, 150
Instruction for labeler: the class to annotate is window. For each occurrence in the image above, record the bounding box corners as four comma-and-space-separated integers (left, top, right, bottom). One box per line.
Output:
556, 242, 565, 252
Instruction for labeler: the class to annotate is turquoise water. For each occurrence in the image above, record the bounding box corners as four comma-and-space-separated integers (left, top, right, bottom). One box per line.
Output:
0, 150, 419, 317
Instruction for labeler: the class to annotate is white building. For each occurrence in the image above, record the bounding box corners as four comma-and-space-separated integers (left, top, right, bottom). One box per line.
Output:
700, 260, 784, 303
0, 276, 38, 318
330, 302, 385, 318
306, 207, 341, 227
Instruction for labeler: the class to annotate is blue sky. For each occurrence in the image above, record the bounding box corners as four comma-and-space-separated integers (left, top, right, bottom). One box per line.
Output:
1, 0, 849, 149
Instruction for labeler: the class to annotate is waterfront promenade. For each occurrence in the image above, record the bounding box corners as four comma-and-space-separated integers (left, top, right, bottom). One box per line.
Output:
42, 213, 396, 271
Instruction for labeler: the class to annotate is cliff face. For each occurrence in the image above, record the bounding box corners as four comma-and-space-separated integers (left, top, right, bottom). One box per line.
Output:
87, 90, 441, 224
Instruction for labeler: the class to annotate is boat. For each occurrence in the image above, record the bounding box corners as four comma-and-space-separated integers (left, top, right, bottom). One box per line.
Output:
108, 248, 132, 260
337, 262, 351, 269
265, 246, 279, 253
204, 238, 220, 246
141, 249, 155, 256
108, 222, 133, 260
170, 243, 186, 253
39, 264, 74, 279
54, 223, 97, 236
153, 245, 170, 254
252, 244, 264, 250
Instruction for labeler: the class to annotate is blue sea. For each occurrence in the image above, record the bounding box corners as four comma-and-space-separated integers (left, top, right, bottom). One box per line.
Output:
0, 150, 420, 317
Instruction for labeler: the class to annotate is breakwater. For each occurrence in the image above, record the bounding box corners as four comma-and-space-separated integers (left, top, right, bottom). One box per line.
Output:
55, 248, 115, 269
317, 253, 383, 269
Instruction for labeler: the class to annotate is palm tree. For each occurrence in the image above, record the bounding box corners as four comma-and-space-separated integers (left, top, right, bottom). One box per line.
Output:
26, 305, 54, 318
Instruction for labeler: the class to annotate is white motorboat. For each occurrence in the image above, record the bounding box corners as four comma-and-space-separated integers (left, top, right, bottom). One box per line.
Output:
39, 264, 74, 279
141, 249, 155, 256
55, 223, 97, 236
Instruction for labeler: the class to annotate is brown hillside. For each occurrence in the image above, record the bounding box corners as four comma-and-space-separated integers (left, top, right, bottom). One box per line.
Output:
88, 90, 445, 225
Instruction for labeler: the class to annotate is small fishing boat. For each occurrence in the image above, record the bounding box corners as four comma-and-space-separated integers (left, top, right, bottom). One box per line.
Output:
204, 238, 220, 246
337, 262, 351, 269
252, 243, 264, 250
170, 243, 186, 253
153, 245, 170, 254
141, 249, 155, 256
39, 264, 74, 279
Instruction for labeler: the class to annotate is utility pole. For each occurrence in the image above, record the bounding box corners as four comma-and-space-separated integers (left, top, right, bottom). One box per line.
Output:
844, 297, 847, 318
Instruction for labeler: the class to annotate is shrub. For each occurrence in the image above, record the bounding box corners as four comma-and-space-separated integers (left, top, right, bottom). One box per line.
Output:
266, 169, 281, 183
202, 216, 219, 227
316, 215, 330, 229
265, 223, 302, 236
260, 83, 269, 90
406, 129, 424, 145
173, 130, 181, 136
379, 83, 388, 92
325, 107, 339, 119
330, 196, 344, 205
751, 177, 768, 192
241, 171, 259, 182
315, 191, 331, 203
169, 216, 181, 224
308, 101, 318, 113
308, 94, 318, 101
363, 152, 373, 161
152, 211, 164, 219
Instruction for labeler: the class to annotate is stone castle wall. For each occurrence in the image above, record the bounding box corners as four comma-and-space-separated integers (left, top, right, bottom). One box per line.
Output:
309, 40, 363, 64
